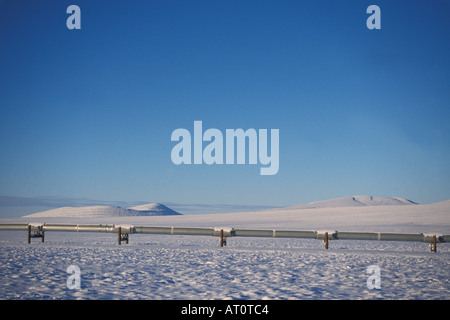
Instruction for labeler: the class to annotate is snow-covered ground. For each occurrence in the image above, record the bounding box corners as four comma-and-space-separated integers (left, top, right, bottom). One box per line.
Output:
0, 232, 448, 300
1, 198, 449, 300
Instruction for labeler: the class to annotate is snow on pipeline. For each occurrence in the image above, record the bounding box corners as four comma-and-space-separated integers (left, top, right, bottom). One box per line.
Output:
0, 196, 449, 300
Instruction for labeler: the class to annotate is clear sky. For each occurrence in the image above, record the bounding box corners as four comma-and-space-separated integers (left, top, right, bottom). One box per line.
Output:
0, 0, 449, 217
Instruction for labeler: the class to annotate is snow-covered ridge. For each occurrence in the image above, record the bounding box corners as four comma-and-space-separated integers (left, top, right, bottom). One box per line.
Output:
287, 195, 417, 209
22, 203, 181, 218
128, 203, 180, 215
21, 195, 418, 218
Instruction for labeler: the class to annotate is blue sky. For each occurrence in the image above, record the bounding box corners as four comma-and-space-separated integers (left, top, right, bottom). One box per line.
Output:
0, 0, 449, 217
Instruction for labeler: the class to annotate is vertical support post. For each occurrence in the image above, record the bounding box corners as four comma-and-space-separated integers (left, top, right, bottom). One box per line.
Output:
431, 235, 437, 253
27, 225, 31, 244
220, 229, 224, 247
28, 225, 44, 243
324, 232, 329, 249
118, 226, 122, 245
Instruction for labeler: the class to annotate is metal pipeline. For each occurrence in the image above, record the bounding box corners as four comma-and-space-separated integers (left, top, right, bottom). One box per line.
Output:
0, 223, 448, 245
0, 223, 28, 231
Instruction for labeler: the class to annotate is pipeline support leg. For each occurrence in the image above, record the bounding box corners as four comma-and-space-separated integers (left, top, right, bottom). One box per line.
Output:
431, 235, 437, 253
123, 233, 129, 244
117, 227, 129, 245
28, 225, 44, 243
27, 225, 31, 244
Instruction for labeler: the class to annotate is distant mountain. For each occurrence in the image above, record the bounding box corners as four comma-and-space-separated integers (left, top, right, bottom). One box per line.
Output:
22, 203, 181, 218
287, 195, 417, 209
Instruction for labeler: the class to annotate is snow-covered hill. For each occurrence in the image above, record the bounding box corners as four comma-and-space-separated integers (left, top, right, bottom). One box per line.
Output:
128, 203, 181, 215
22, 203, 181, 218
287, 195, 417, 209
16, 196, 449, 234
15, 197, 449, 234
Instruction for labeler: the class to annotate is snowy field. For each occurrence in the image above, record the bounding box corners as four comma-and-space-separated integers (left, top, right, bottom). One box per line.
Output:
0, 230, 449, 300
0, 232, 450, 299
1, 199, 449, 300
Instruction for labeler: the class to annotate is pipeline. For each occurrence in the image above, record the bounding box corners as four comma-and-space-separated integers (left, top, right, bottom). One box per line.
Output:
0, 223, 447, 252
